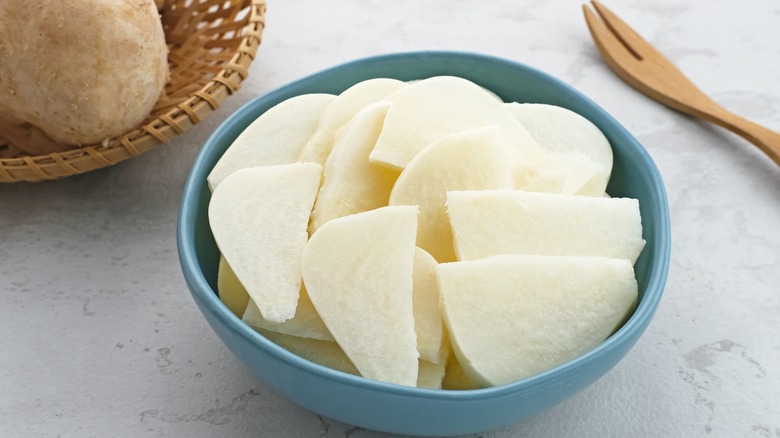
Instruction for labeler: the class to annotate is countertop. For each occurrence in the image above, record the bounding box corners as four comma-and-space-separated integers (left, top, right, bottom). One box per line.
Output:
2, 1, 779, 437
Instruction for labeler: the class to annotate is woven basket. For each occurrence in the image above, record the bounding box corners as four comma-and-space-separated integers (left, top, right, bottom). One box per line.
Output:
0, 0, 266, 183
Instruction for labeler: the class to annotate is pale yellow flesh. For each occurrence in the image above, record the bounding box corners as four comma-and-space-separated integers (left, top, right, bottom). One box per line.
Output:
504, 102, 613, 191
521, 151, 606, 197
412, 247, 447, 364
417, 359, 447, 389
299, 78, 408, 165
447, 190, 646, 264
258, 330, 442, 387
438, 254, 638, 387
208, 163, 322, 323
207, 94, 335, 191
302, 206, 419, 386
309, 102, 398, 234
441, 350, 478, 390
389, 126, 514, 263
242, 283, 333, 341
207, 77, 640, 391
217, 256, 250, 318
257, 329, 359, 376
369, 76, 544, 180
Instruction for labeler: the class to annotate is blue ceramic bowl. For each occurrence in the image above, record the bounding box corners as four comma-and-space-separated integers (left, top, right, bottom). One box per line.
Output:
177, 51, 671, 436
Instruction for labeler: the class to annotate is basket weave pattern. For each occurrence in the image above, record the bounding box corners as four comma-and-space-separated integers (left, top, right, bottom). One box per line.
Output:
0, 0, 266, 183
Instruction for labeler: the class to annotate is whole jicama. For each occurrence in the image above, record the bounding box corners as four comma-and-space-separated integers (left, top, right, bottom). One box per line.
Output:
0, 0, 169, 155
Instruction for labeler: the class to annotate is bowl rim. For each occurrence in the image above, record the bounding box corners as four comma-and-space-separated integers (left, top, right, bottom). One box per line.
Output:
178, 50, 671, 400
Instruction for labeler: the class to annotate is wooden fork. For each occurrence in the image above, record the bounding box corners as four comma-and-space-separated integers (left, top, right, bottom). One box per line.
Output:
583, 0, 780, 166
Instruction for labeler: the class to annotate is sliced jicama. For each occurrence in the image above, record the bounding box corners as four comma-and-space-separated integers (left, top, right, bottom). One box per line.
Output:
309, 102, 398, 233
441, 350, 478, 390
504, 102, 613, 192
207, 93, 334, 191
218, 254, 332, 340
417, 359, 447, 389
412, 247, 448, 364
217, 255, 250, 318
388, 126, 514, 262
302, 206, 419, 386
447, 190, 645, 263
438, 254, 638, 387
258, 329, 359, 376
243, 284, 333, 342
299, 78, 408, 165
521, 151, 606, 196
369, 76, 545, 184
209, 163, 321, 323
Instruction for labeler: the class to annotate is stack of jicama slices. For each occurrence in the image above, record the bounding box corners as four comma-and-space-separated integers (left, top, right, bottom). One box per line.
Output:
207, 76, 645, 389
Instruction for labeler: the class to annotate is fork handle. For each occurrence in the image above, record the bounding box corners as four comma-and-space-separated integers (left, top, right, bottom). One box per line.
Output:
677, 97, 780, 167
712, 111, 780, 167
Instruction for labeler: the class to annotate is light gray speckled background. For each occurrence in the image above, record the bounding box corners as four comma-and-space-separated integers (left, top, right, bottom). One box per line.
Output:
2, 0, 779, 437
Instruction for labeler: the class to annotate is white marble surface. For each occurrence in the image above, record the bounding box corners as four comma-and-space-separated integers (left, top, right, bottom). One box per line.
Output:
2, 0, 779, 436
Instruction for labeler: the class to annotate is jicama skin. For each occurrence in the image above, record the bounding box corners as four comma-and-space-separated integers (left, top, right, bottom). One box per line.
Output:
0, 0, 168, 151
